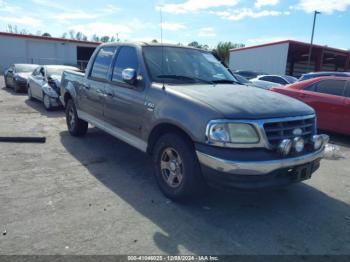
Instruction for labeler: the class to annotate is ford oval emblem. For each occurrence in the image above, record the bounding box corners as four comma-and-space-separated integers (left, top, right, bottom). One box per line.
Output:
293, 128, 303, 136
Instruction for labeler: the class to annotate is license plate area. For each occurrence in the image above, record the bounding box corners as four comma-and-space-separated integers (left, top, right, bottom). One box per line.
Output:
290, 163, 313, 182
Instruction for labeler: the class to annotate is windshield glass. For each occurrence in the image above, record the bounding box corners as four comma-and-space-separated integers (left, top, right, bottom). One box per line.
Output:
233, 73, 250, 84
15, 64, 38, 73
47, 67, 79, 76
143, 46, 236, 84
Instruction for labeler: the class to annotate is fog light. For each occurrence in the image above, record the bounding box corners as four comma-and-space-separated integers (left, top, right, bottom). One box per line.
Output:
279, 139, 292, 156
312, 135, 323, 150
293, 137, 304, 153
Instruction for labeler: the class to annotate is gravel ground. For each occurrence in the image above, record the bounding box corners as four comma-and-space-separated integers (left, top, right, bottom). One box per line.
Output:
0, 76, 350, 255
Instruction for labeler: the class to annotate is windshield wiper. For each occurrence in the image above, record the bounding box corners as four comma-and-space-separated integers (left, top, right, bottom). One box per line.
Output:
210, 79, 241, 85
157, 75, 213, 84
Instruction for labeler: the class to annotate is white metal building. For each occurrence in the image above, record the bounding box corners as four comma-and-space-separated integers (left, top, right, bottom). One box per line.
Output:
0, 32, 100, 72
229, 40, 350, 77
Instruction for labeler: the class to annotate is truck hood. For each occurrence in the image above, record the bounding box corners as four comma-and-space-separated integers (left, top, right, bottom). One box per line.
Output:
167, 84, 314, 119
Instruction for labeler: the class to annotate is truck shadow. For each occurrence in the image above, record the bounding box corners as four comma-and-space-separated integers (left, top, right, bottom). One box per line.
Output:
60, 129, 350, 254
25, 99, 64, 118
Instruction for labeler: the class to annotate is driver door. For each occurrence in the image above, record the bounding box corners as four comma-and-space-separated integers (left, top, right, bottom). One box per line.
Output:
31, 67, 46, 99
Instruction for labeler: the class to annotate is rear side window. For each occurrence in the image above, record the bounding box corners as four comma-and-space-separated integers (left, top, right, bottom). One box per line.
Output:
315, 80, 345, 97
112, 46, 139, 82
271, 76, 287, 85
260, 76, 273, 82
90, 47, 116, 80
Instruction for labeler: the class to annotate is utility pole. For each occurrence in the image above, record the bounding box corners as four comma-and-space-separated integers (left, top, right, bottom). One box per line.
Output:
307, 11, 321, 67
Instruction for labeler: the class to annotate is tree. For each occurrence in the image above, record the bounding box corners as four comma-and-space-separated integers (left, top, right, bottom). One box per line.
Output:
91, 34, 100, 42
100, 36, 110, 43
42, 33, 51, 37
212, 42, 245, 66
151, 39, 158, 43
188, 41, 209, 50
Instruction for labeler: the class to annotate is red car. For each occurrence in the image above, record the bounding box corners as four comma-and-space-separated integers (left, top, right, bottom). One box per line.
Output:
271, 77, 350, 135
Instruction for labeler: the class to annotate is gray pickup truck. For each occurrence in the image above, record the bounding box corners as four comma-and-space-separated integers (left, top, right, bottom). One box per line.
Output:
60, 42, 328, 200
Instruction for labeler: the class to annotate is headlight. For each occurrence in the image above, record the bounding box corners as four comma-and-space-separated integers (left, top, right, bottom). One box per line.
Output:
207, 122, 260, 145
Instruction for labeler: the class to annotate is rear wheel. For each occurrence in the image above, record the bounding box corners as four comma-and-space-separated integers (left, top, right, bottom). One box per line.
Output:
152, 133, 206, 201
66, 99, 88, 137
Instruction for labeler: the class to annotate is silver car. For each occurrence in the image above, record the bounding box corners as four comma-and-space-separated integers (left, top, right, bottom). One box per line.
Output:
27, 65, 80, 110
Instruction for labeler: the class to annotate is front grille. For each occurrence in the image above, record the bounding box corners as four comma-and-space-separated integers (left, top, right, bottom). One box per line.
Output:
263, 116, 316, 147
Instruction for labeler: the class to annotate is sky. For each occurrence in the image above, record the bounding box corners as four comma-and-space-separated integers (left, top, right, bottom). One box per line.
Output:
0, 0, 349, 49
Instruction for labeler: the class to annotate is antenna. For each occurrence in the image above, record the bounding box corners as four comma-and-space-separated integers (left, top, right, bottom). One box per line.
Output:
160, 7, 165, 90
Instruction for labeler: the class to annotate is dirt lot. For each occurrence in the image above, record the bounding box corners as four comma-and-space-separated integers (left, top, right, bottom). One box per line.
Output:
0, 76, 350, 255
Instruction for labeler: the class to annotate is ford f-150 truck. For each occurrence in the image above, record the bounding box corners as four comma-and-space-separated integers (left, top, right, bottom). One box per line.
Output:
60, 42, 329, 201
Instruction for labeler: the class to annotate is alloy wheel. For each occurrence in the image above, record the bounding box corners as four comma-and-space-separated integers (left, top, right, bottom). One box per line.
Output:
160, 147, 184, 188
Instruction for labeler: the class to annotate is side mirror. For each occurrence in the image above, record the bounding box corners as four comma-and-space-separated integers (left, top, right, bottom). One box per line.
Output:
122, 68, 136, 85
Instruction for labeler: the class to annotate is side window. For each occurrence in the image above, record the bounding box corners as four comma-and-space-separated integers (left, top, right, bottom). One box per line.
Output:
260, 76, 272, 82
315, 80, 345, 97
112, 46, 139, 82
272, 77, 288, 85
90, 47, 116, 80
345, 82, 350, 98
33, 67, 41, 76
303, 83, 316, 91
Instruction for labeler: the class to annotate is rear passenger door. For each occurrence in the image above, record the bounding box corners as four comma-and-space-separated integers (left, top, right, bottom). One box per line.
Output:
80, 46, 116, 119
103, 46, 147, 138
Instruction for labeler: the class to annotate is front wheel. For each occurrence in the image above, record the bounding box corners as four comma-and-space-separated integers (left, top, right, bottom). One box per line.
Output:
27, 86, 34, 100
152, 133, 206, 201
43, 94, 52, 111
4, 78, 10, 88
66, 99, 88, 137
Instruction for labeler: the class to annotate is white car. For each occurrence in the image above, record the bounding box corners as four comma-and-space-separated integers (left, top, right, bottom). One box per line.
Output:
251, 75, 298, 86
27, 65, 80, 110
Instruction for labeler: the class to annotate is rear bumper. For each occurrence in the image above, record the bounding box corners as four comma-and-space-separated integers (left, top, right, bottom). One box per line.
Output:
196, 146, 325, 189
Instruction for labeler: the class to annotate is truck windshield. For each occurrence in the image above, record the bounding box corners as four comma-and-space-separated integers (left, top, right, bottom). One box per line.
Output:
143, 46, 237, 84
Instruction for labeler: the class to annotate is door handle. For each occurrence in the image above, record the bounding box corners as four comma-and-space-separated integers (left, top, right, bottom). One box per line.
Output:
85, 84, 91, 90
106, 92, 114, 97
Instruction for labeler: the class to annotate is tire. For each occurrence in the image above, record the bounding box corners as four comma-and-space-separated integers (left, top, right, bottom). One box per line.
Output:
152, 133, 206, 201
43, 94, 52, 111
4, 78, 10, 88
13, 82, 20, 93
65, 99, 88, 137
27, 86, 34, 100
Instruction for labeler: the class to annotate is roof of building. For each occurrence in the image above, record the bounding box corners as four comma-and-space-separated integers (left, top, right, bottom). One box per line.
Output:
230, 39, 350, 55
0, 31, 100, 46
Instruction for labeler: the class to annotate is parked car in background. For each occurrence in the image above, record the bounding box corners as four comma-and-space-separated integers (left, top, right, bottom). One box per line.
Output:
60, 42, 328, 201
4, 64, 38, 92
271, 77, 350, 135
299, 71, 350, 81
251, 75, 298, 85
27, 65, 80, 110
249, 79, 282, 90
234, 70, 267, 80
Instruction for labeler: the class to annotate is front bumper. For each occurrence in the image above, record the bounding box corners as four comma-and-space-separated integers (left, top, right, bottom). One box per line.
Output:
196, 146, 325, 189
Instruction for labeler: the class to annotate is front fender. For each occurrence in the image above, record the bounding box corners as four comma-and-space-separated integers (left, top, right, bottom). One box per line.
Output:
42, 84, 59, 98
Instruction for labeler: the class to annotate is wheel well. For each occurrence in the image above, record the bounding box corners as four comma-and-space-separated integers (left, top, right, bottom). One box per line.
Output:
147, 123, 194, 155
64, 92, 72, 106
